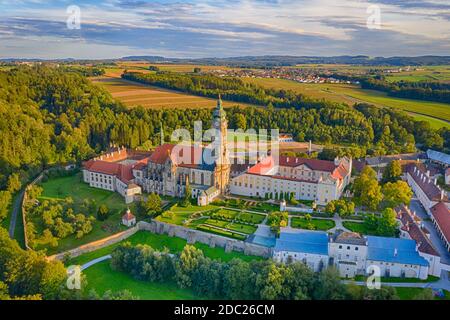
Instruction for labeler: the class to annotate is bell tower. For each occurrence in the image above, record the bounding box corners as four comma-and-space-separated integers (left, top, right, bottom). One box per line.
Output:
212, 96, 230, 194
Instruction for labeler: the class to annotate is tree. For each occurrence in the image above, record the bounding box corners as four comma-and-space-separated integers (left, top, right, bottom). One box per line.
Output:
413, 288, 434, 300
97, 204, 110, 221
382, 160, 402, 183
0, 191, 12, 221
145, 193, 162, 217
359, 179, 382, 211
376, 208, 398, 237
382, 181, 412, 208
180, 184, 192, 207
7, 173, 21, 193
312, 268, 348, 300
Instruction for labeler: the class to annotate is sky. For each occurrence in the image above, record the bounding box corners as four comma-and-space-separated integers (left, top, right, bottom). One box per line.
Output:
0, 0, 449, 59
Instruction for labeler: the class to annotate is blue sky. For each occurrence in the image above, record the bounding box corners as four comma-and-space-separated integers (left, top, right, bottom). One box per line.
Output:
0, 0, 449, 59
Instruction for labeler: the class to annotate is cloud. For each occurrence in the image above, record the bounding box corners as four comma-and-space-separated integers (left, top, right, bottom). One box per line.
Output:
0, 0, 448, 58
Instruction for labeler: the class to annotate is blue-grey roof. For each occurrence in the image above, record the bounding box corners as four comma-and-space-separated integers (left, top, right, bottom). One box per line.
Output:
274, 231, 329, 256
367, 236, 429, 267
427, 149, 450, 166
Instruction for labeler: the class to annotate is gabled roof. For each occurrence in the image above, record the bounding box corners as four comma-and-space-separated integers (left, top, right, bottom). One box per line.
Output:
149, 144, 216, 171
395, 204, 439, 256
274, 230, 329, 256
122, 209, 136, 221
278, 155, 338, 172
430, 202, 450, 244
406, 164, 446, 202
332, 231, 367, 246
366, 236, 429, 267
427, 149, 450, 166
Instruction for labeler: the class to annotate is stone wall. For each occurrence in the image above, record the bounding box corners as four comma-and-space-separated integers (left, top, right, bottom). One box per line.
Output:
139, 220, 272, 258
48, 226, 140, 261
48, 220, 272, 262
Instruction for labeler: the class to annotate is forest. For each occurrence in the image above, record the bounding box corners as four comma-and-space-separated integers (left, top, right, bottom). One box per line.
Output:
359, 77, 450, 104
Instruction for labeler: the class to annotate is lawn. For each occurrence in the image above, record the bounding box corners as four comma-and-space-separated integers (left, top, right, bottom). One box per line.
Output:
34, 173, 132, 254
343, 221, 372, 235
354, 275, 440, 283
395, 287, 450, 300
243, 77, 450, 128
83, 261, 199, 300
68, 231, 261, 266
291, 217, 335, 231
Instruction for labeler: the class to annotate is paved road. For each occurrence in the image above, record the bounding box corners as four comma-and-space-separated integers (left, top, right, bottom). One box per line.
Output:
409, 199, 450, 265
343, 270, 450, 291
81, 255, 112, 271
8, 190, 25, 239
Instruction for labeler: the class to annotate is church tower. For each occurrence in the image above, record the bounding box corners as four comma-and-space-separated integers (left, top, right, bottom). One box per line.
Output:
212, 96, 230, 194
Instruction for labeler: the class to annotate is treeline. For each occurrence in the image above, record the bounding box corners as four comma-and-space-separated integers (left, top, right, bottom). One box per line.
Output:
111, 243, 398, 300
0, 228, 70, 300
122, 71, 328, 110
360, 77, 450, 104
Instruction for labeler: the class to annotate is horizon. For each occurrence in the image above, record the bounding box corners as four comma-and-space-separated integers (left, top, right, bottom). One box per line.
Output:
1, 0, 449, 59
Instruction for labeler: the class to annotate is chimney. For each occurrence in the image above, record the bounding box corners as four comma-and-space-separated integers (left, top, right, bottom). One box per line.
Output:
394, 248, 398, 257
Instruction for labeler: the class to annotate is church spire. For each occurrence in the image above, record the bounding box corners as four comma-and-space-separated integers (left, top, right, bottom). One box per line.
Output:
217, 94, 223, 110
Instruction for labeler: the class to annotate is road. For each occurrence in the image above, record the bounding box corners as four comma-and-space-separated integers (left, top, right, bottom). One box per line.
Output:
8, 190, 25, 239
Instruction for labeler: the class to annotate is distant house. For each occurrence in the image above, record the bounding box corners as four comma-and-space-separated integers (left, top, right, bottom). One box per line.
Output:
395, 204, 441, 276
122, 209, 136, 227
406, 164, 448, 214
430, 202, 450, 252
445, 168, 450, 186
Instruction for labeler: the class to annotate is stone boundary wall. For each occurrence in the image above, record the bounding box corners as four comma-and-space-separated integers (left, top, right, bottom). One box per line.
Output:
48, 226, 140, 261
48, 220, 272, 262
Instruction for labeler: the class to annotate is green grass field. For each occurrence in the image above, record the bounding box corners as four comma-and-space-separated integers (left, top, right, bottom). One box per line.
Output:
83, 261, 199, 300
395, 287, 450, 300
342, 221, 372, 235
291, 217, 335, 231
243, 77, 450, 129
35, 174, 132, 254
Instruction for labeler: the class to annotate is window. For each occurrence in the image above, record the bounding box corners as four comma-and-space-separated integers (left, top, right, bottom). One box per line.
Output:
355, 247, 359, 251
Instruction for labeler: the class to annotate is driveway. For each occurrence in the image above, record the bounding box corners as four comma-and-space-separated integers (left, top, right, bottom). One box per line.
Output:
410, 199, 450, 265
8, 190, 25, 239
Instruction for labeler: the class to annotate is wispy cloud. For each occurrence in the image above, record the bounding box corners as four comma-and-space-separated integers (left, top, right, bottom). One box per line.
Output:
0, 0, 448, 58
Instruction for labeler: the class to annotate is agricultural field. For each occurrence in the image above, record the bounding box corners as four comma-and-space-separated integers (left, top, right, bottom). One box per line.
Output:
92, 77, 251, 109
34, 173, 132, 254
384, 65, 450, 83
291, 217, 336, 231
243, 77, 450, 129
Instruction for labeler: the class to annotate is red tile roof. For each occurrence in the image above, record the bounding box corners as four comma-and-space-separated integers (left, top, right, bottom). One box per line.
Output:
430, 202, 450, 244
278, 155, 337, 172
149, 144, 176, 164
407, 164, 447, 202
122, 210, 136, 221
396, 204, 439, 256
